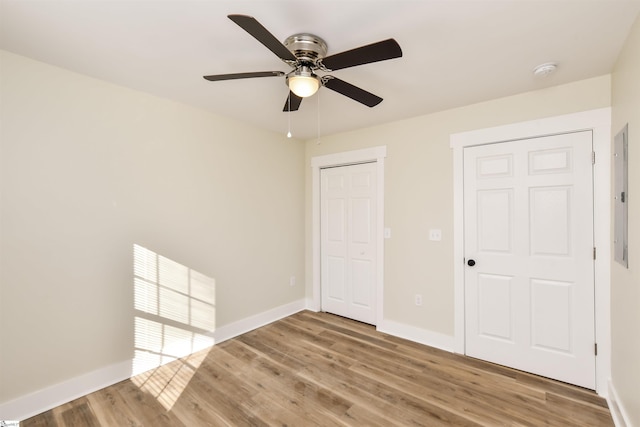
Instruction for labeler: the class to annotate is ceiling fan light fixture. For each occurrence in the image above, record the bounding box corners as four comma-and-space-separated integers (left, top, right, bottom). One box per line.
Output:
205, 15, 403, 112
287, 68, 320, 98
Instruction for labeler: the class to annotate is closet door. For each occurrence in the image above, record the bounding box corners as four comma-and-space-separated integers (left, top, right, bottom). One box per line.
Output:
321, 162, 377, 325
463, 131, 596, 389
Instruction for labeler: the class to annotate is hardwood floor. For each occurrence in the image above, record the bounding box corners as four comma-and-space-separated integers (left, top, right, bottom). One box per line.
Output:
22, 310, 613, 426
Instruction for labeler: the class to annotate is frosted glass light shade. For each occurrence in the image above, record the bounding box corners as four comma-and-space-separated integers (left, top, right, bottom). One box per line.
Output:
288, 75, 320, 98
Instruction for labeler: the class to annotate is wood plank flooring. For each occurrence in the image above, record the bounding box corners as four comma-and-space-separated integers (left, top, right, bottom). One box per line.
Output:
22, 310, 613, 426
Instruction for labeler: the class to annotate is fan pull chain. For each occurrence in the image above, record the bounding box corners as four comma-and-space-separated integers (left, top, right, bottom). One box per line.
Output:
316, 89, 321, 144
287, 93, 292, 138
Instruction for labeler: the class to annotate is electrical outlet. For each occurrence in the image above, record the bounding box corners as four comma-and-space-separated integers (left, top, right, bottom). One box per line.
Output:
429, 229, 442, 241
415, 294, 422, 306
290, 276, 296, 286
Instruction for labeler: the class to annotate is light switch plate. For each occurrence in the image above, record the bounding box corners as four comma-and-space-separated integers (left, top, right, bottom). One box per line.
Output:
429, 229, 442, 241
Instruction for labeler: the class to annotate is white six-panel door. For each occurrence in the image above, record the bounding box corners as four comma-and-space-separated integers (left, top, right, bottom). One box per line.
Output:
463, 131, 596, 389
321, 163, 377, 325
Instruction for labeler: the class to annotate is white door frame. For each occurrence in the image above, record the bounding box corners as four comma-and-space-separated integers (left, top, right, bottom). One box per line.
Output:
450, 108, 611, 395
311, 146, 386, 326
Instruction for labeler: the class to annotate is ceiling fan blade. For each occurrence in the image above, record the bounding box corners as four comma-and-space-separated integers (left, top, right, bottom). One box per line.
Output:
203, 71, 284, 81
321, 39, 402, 71
323, 76, 382, 107
283, 91, 303, 112
228, 14, 297, 63
323, 77, 383, 107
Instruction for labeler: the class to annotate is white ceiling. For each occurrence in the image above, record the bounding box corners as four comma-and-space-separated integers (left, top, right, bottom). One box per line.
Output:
2, 0, 640, 140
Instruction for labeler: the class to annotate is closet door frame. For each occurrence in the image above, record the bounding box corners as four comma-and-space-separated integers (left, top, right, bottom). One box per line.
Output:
311, 146, 386, 327
451, 108, 611, 396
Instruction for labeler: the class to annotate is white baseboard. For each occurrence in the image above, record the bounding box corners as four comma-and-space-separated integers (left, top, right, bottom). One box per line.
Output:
607, 379, 632, 427
377, 319, 455, 352
0, 359, 132, 422
0, 299, 306, 422
305, 297, 319, 312
210, 299, 306, 343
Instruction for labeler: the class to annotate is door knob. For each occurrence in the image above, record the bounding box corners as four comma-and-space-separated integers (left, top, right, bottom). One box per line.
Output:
467, 259, 476, 267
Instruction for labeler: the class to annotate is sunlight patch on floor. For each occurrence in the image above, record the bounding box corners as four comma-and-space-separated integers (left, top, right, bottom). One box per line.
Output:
131, 348, 211, 411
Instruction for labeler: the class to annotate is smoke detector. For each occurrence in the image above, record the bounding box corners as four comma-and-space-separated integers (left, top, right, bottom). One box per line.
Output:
533, 62, 557, 77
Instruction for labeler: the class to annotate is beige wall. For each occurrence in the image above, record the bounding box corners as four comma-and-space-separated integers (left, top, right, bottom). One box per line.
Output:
0, 50, 305, 403
305, 75, 611, 336
611, 13, 640, 426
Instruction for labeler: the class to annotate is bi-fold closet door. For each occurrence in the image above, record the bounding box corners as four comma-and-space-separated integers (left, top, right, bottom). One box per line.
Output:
320, 162, 377, 325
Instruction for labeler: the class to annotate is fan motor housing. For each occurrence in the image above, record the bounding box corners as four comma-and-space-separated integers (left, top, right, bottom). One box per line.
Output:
284, 33, 328, 64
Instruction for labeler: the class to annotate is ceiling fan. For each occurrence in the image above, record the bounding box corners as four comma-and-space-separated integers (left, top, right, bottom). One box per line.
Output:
203, 14, 403, 112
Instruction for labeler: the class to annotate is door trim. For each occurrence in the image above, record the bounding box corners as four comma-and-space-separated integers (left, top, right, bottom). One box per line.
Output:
311, 146, 386, 326
450, 108, 611, 395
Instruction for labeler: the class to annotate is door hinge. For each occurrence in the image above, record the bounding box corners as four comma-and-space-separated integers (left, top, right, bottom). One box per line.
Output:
592, 151, 596, 164
593, 247, 596, 260
595, 343, 598, 356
